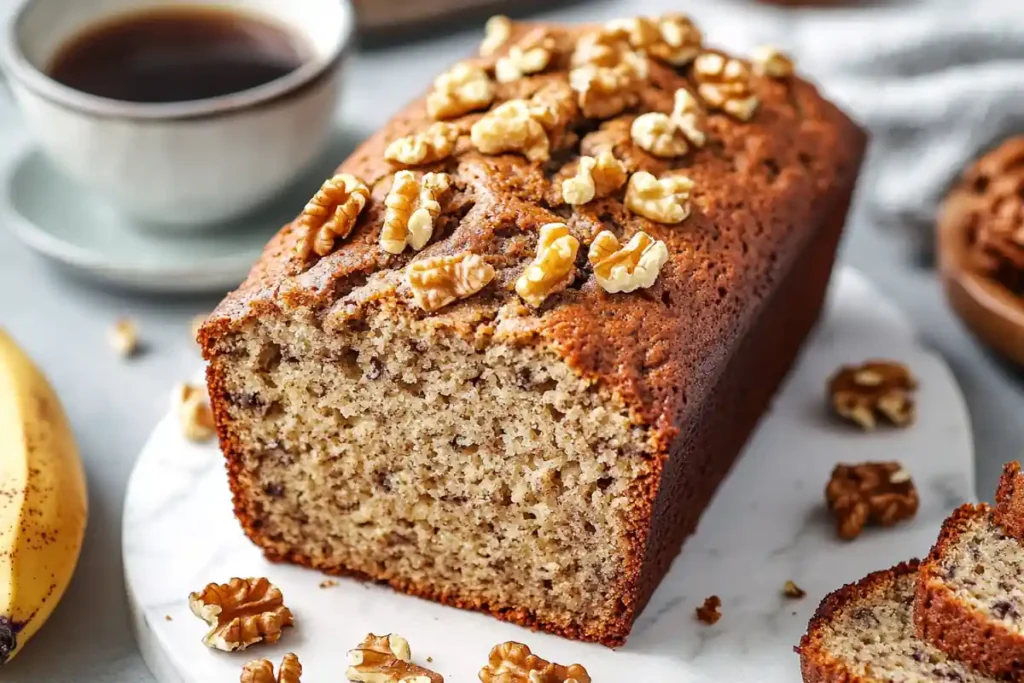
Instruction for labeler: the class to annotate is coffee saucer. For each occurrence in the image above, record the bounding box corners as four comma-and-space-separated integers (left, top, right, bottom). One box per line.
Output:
3, 146, 309, 293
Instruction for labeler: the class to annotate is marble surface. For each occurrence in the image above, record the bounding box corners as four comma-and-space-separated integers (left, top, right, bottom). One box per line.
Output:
123, 269, 975, 683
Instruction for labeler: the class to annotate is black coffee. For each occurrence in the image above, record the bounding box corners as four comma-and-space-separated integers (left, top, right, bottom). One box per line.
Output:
47, 7, 308, 103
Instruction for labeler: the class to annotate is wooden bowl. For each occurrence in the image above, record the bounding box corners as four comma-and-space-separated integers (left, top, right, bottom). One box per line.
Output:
937, 200, 1024, 369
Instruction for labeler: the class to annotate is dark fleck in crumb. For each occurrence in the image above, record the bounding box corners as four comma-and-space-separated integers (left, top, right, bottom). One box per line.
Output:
264, 483, 285, 498
783, 580, 806, 599
319, 579, 338, 589
973, 564, 985, 575
992, 600, 1018, 620
696, 595, 722, 625
367, 357, 383, 380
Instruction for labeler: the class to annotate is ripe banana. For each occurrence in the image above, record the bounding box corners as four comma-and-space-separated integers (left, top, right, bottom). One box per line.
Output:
0, 330, 87, 665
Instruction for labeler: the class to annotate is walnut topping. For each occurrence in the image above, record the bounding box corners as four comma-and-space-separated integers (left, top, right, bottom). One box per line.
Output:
783, 581, 807, 599
693, 52, 759, 121
625, 171, 694, 224
470, 99, 552, 162
515, 223, 580, 307
569, 52, 647, 120
381, 171, 453, 254
605, 14, 702, 66
188, 577, 294, 652
109, 317, 139, 358
295, 174, 371, 261
478, 641, 591, 683
172, 382, 216, 443
631, 112, 689, 158
496, 28, 557, 83
696, 596, 722, 625
241, 654, 302, 683
561, 151, 628, 205
751, 45, 794, 78
825, 462, 919, 540
479, 15, 512, 57
407, 252, 495, 312
426, 62, 494, 120
671, 88, 706, 147
346, 633, 442, 683
384, 122, 460, 166
588, 230, 669, 294
828, 360, 917, 430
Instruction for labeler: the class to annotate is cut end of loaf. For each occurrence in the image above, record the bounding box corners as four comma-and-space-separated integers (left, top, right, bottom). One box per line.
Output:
205, 304, 656, 644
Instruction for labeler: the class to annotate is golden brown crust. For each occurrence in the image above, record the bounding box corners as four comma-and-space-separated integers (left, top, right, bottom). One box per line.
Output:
994, 461, 1024, 541
797, 561, 921, 683
914, 504, 1024, 681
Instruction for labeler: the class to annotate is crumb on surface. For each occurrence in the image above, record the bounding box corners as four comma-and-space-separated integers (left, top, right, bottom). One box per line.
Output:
783, 580, 807, 599
696, 595, 722, 624
319, 579, 338, 589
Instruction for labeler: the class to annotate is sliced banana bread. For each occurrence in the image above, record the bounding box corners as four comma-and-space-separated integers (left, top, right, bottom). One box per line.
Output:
915, 504, 1024, 680
994, 461, 1024, 541
799, 561, 998, 683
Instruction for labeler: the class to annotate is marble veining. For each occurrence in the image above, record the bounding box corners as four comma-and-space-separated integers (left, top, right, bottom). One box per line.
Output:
123, 269, 975, 682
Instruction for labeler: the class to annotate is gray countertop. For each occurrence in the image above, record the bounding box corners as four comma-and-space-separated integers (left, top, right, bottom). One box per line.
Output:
1, 1, 1022, 680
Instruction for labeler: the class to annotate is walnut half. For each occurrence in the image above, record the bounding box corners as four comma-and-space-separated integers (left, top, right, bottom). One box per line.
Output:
625, 171, 694, 224
828, 360, 917, 430
515, 223, 580, 307
241, 653, 302, 683
588, 230, 669, 294
407, 252, 495, 312
188, 577, 294, 652
346, 633, 443, 683
478, 641, 590, 683
825, 462, 919, 540
381, 171, 453, 254
693, 51, 759, 121
561, 151, 627, 205
295, 174, 371, 261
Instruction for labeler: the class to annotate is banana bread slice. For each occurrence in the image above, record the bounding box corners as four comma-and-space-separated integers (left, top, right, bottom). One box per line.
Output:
200, 15, 866, 645
994, 461, 1024, 541
798, 561, 997, 683
915, 504, 1024, 680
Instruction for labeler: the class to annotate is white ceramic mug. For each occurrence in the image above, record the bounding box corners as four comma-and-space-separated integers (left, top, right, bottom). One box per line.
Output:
0, 0, 353, 229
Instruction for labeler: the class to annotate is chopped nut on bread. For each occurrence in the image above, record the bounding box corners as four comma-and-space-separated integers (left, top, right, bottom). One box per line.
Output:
693, 51, 759, 121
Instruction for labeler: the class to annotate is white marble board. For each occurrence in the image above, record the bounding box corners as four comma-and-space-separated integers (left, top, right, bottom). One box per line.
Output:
123, 268, 975, 683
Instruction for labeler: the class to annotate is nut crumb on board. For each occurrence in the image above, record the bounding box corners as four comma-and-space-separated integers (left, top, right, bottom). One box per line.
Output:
783, 580, 807, 599
828, 360, 917, 430
109, 318, 139, 358
696, 595, 722, 624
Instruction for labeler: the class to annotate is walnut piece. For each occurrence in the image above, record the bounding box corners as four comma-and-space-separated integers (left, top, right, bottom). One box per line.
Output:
295, 174, 371, 261
828, 360, 917, 430
479, 15, 512, 57
515, 223, 580, 307
561, 151, 628, 205
470, 99, 552, 162
605, 14, 702, 66
381, 171, 453, 254
172, 382, 216, 443
671, 88, 706, 147
478, 641, 591, 683
385, 122, 460, 166
426, 62, 494, 120
588, 230, 669, 294
631, 112, 689, 158
109, 317, 139, 358
625, 171, 694, 224
407, 252, 495, 312
496, 28, 556, 83
751, 45, 794, 78
241, 654, 302, 683
696, 596, 722, 625
346, 633, 442, 683
569, 52, 647, 120
783, 581, 807, 599
825, 462, 919, 540
693, 52, 760, 121
188, 577, 294, 652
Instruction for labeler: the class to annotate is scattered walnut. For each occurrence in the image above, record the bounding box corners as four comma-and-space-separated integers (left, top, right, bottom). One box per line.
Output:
588, 230, 669, 294
496, 28, 556, 83
188, 577, 294, 652
631, 112, 689, 158
172, 382, 216, 443
515, 223, 580, 307
605, 14, 702, 66
561, 151, 628, 205
407, 252, 495, 312
569, 51, 647, 120
828, 360, 917, 430
671, 88, 706, 147
825, 462, 919, 540
696, 596, 722, 625
295, 174, 371, 261
751, 45, 794, 78
479, 15, 512, 57
427, 62, 494, 120
109, 317, 139, 358
479, 641, 591, 683
381, 171, 453, 254
470, 99, 552, 161
783, 581, 807, 599
385, 122, 460, 166
625, 171, 694, 224
241, 654, 302, 683
693, 52, 759, 121
346, 633, 442, 683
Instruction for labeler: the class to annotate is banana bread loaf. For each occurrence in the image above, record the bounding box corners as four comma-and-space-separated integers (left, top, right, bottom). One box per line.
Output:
200, 14, 866, 645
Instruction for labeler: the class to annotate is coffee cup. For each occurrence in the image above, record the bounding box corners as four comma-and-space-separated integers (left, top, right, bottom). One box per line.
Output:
0, 0, 353, 229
